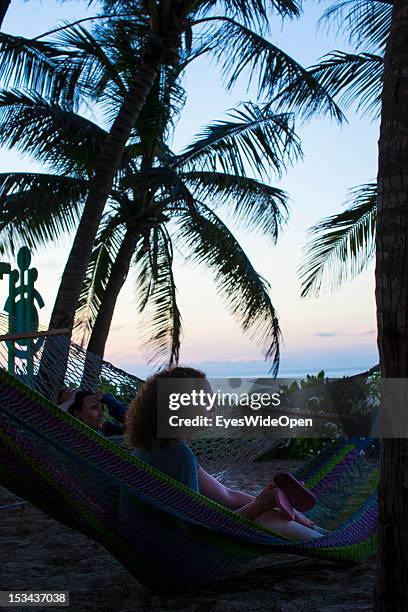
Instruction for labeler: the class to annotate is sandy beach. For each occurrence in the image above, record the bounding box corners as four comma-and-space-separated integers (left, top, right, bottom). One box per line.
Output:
0, 458, 376, 611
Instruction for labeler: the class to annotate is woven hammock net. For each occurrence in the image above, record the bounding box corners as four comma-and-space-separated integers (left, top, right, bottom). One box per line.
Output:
0, 313, 380, 589
0, 368, 379, 590
0, 313, 287, 480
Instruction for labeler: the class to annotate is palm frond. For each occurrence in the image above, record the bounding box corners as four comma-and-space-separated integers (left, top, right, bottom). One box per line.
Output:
183, 170, 288, 239
51, 17, 152, 119
134, 225, 181, 366
176, 200, 281, 374
195, 0, 301, 24
0, 172, 88, 255
319, 0, 392, 54
305, 51, 383, 119
226, 0, 301, 20
0, 33, 68, 100
208, 19, 344, 121
177, 103, 302, 178
120, 167, 180, 195
299, 182, 377, 297
91, 15, 150, 81
0, 90, 110, 175
74, 217, 125, 346
134, 64, 186, 151
54, 24, 128, 101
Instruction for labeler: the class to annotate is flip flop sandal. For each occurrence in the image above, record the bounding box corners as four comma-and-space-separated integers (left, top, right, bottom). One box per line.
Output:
271, 485, 295, 521
272, 471, 316, 512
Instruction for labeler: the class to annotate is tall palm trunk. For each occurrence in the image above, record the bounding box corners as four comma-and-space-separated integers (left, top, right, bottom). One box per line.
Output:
81, 229, 139, 388
39, 40, 167, 395
50, 52, 160, 330
374, 1, 408, 609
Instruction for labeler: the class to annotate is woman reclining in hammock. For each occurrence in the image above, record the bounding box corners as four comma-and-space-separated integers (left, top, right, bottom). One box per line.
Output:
124, 366, 325, 542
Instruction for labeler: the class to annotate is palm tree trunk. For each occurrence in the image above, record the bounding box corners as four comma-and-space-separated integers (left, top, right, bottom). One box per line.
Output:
374, 1, 408, 609
39, 40, 167, 395
81, 229, 139, 388
49, 53, 160, 331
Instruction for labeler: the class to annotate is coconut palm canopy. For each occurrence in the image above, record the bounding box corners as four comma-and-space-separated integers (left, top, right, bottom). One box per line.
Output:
0, 16, 308, 373
294, 0, 392, 297
0, 0, 345, 367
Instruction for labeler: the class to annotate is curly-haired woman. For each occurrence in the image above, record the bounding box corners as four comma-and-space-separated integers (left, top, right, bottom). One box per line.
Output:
124, 366, 324, 541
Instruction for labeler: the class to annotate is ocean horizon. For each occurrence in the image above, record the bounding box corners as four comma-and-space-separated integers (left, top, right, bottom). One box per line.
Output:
118, 359, 378, 381
218, 366, 371, 379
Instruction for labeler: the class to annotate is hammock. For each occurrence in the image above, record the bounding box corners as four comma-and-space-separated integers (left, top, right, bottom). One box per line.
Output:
0, 368, 378, 592
0, 315, 288, 481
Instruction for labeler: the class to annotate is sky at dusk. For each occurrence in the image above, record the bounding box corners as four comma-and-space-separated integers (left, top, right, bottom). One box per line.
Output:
0, 0, 379, 378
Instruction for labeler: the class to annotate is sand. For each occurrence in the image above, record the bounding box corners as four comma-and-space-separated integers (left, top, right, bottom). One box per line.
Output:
0, 459, 376, 611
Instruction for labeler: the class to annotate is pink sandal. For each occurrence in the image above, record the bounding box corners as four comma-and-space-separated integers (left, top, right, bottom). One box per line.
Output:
272, 471, 316, 513
272, 486, 296, 520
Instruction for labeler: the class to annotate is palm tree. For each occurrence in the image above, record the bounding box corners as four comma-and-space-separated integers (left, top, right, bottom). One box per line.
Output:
281, 2, 408, 604
374, 1, 408, 607
0, 22, 302, 381
0, 0, 343, 361
77, 101, 299, 382
285, 0, 391, 297
0, 7, 342, 389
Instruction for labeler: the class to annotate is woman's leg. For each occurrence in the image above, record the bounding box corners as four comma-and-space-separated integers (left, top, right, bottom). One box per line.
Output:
253, 508, 323, 541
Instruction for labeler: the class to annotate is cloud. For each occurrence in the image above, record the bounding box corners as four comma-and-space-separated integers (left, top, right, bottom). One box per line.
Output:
313, 329, 375, 339
313, 332, 337, 338
355, 329, 375, 337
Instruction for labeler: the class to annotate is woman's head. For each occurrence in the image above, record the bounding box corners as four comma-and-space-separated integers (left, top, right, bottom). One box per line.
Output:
68, 391, 104, 430
125, 366, 207, 450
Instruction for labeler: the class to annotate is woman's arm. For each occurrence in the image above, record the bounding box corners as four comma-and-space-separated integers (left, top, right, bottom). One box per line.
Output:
198, 466, 255, 509
198, 467, 280, 519
102, 393, 128, 424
